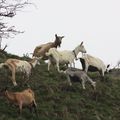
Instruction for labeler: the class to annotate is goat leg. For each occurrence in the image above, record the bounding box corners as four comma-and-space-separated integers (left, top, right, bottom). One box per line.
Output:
32, 101, 39, 118
19, 103, 22, 116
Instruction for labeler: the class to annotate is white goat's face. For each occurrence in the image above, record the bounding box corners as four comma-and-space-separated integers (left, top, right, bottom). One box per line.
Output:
79, 42, 87, 53
80, 45, 86, 53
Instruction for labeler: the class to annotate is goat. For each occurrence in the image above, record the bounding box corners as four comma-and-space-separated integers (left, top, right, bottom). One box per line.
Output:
79, 54, 110, 77
64, 68, 96, 90
32, 34, 64, 59
0, 88, 38, 116
0, 57, 40, 86
46, 42, 86, 72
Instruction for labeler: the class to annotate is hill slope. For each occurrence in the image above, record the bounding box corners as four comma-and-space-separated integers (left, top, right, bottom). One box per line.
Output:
0, 51, 120, 120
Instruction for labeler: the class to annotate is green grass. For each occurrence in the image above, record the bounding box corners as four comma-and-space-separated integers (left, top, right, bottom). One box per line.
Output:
0, 52, 120, 120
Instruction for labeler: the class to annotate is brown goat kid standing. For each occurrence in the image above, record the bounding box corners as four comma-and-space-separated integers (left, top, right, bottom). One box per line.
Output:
1, 88, 38, 116
32, 34, 64, 59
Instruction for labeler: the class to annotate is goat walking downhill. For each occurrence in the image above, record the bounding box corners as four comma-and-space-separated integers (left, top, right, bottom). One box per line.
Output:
64, 68, 96, 90
0, 88, 37, 116
0, 57, 40, 86
46, 42, 86, 72
32, 34, 64, 59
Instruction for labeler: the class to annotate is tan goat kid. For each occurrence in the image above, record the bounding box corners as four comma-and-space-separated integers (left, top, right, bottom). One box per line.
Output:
32, 34, 64, 59
0, 57, 40, 86
1, 88, 37, 115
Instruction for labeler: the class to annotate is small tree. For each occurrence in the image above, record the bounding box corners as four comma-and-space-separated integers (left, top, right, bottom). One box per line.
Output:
0, 0, 30, 51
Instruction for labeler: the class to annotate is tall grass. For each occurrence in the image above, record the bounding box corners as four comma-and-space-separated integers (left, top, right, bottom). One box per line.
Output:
0, 52, 120, 120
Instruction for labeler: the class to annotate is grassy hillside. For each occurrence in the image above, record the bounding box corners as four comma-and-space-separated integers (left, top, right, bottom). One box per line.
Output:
0, 51, 120, 120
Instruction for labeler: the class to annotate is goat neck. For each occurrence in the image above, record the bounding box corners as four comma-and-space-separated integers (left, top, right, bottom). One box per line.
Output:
29, 58, 38, 68
72, 50, 77, 60
72, 45, 81, 59
53, 38, 61, 48
52, 40, 58, 48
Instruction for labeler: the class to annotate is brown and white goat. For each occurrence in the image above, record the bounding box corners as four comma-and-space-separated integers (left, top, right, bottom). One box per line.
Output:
0, 57, 40, 86
1, 88, 37, 115
32, 34, 64, 59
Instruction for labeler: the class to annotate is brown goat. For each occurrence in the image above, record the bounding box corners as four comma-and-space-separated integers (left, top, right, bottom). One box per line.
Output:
1, 88, 38, 116
32, 34, 64, 59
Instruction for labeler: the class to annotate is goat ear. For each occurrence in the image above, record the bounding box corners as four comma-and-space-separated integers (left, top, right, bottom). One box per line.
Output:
55, 34, 57, 38
61, 36, 64, 39
107, 64, 110, 68
80, 41, 83, 45
4, 87, 8, 91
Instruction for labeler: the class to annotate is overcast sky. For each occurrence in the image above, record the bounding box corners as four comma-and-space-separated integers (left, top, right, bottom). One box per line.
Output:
2, 0, 120, 68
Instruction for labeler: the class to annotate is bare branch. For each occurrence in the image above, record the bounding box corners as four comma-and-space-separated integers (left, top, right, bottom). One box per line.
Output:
0, 0, 29, 49
0, 12, 15, 17
0, 0, 30, 18
1, 44, 7, 51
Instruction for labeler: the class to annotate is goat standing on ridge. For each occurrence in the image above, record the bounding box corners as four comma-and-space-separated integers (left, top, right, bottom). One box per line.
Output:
0, 88, 38, 116
0, 57, 40, 86
79, 54, 110, 77
46, 42, 86, 72
32, 34, 64, 59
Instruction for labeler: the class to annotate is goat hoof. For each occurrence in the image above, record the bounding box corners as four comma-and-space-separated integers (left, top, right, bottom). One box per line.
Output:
13, 83, 17, 86
69, 83, 72, 86
83, 87, 86, 90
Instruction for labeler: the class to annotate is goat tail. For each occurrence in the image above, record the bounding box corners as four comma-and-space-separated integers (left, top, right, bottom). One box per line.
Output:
45, 52, 51, 56
0, 63, 6, 69
33, 100, 37, 107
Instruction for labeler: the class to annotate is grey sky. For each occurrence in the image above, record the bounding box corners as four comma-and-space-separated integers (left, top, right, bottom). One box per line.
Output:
2, 0, 120, 68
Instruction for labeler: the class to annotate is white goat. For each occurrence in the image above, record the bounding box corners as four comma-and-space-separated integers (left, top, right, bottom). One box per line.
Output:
46, 42, 86, 72
0, 57, 40, 86
79, 54, 110, 76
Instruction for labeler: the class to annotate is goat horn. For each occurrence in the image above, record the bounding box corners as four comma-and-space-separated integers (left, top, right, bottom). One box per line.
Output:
80, 41, 83, 45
